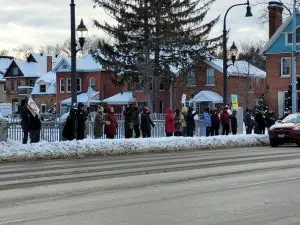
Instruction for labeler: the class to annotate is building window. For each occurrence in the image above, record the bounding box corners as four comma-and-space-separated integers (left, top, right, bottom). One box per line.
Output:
10, 80, 15, 91
41, 104, 46, 114
40, 84, 46, 93
54, 103, 57, 114
62, 64, 68, 69
66, 78, 71, 92
77, 78, 82, 92
281, 57, 291, 76
90, 77, 96, 90
206, 68, 215, 85
3, 84, 6, 91
159, 78, 164, 91
286, 28, 300, 44
29, 80, 35, 87
159, 101, 164, 113
187, 68, 196, 87
60, 78, 65, 92
12, 67, 18, 76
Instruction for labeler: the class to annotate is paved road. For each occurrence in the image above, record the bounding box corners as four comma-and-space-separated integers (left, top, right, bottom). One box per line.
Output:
1, 146, 300, 225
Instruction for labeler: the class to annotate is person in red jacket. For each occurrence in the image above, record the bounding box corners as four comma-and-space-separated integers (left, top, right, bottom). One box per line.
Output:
105, 106, 118, 139
165, 108, 176, 137
220, 106, 230, 135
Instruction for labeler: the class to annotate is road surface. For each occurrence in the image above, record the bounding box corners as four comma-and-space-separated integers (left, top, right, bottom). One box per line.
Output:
1, 146, 300, 225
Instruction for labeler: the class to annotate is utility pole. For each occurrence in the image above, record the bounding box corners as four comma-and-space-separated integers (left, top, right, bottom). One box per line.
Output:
291, 0, 297, 113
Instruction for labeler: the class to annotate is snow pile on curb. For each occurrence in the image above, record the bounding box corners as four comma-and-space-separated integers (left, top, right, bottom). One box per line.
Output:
0, 134, 269, 162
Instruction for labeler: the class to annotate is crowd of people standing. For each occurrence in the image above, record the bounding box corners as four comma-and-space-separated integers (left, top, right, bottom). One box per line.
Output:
20, 99, 277, 143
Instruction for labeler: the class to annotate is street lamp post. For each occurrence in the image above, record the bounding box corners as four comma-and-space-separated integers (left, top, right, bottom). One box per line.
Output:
70, 0, 88, 107
223, 0, 253, 105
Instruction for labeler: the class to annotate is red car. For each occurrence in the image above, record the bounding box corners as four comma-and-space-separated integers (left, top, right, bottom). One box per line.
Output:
269, 113, 300, 147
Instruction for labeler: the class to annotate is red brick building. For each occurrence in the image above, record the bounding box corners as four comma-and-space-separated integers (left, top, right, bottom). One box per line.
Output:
174, 58, 266, 113
263, 1, 300, 118
4, 53, 63, 112
55, 54, 121, 114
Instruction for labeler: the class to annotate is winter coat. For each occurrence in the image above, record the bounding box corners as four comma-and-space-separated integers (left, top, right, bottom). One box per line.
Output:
28, 113, 41, 131
244, 112, 254, 128
63, 115, 76, 141
230, 115, 238, 134
254, 111, 265, 129
20, 107, 29, 130
174, 113, 184, 132
140, 111, 154, 132
204, 112, 212, 127
132, 108, 142, 126
105, 112, 118, 136
124, 107, 134, 129
77, 109, 87, 131
165, 108, 176, 133
220, 110, 230, 125
94, 112, 105, 137
211, 114, 220, 129
186, 111, 197, 132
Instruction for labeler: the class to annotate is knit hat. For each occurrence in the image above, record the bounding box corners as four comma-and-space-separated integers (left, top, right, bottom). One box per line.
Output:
97, 105, 104, 112
181, 106, 187, 113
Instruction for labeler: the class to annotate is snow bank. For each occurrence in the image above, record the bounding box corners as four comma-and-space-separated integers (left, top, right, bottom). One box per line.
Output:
2, 135, 270, 162
0, 135, 269, 162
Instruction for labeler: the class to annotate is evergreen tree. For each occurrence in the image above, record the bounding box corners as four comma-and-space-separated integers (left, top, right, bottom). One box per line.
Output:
92, 0, 222, 111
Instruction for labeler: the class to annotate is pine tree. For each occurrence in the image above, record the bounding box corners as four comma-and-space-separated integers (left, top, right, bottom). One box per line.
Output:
92, 0, 222, 111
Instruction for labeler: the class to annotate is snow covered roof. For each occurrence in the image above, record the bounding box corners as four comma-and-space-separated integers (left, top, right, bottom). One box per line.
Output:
0, 74, 5, 82
189, 90, 223, 103
54, 54, 102, 72
204, 59, 266, 78
0, 58, 13, 75
102, 91, 136, 105
31, 71, 56, 95
61, 91, 101, 105
14, 60, 41, 77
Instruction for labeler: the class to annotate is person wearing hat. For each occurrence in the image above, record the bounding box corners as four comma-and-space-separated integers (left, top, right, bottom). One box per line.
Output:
77, 102, 88, 140
94, 105, 105, 139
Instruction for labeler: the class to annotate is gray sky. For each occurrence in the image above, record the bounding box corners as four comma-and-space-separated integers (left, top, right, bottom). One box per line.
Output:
0, 0, 272, 53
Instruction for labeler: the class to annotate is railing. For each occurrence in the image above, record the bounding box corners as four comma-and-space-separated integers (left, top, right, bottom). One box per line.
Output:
7, 114, 206, 142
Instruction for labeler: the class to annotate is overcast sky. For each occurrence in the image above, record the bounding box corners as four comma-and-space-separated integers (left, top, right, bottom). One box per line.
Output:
0, 0, 272, 53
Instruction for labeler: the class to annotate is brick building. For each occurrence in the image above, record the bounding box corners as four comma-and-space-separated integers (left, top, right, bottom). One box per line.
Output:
174, 58, 266, 113
0, 56, 13, 103
263, 1, 300, 118
3, 53, 63, 112
55, 54, 121, 114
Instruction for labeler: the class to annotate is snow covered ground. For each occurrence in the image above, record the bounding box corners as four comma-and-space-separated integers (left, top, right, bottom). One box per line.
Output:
0, 134, 269, 162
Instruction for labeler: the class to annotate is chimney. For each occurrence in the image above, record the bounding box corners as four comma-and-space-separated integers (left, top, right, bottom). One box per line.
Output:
47, 56, 52, 72
268, 1, 284, 39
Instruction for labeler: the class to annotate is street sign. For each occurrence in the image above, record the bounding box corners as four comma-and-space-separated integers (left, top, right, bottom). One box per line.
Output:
181, 94, 186, 105
231, 94, 238, 109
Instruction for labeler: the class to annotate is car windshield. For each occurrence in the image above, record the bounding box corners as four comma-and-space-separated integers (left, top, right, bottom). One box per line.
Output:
282, 114, 300, 123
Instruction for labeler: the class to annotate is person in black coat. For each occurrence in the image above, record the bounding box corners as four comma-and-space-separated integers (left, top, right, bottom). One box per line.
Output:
123, 104, 134, 138
20, 99, 29, 144
28, 113, 42, 143
132, 106, 143, 138
140, 107, 155, 138
186, 106, 198, 137
77, 102, 88, 140
244, 109, 254, 134
63, 108, 77, 141
230, 110, 238, 135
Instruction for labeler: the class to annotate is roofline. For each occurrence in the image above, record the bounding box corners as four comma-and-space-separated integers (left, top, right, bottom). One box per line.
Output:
203, 59, 266, 77
263, 12, 298, 53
